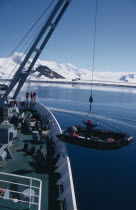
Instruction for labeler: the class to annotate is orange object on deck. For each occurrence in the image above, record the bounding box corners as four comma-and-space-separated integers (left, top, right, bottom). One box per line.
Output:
31, 118, 36, 122
107, 138, 115, 141
72, 134, 79, 137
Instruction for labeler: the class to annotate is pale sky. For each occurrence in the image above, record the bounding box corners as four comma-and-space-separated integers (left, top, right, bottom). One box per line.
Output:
0, 0, 136, 72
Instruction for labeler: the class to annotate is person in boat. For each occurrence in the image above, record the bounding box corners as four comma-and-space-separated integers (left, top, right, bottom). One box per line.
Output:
83, 120, 98, 140
69, 126, 79, 137
72, 126, 77, 134
72, 126, 80, 137
26, 91, 29, 100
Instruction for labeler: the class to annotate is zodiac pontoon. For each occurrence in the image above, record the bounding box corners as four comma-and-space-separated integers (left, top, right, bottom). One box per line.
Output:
57, 126, 133, 150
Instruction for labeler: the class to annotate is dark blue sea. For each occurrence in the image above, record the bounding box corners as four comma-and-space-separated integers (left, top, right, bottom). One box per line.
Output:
22, 83, 136, 210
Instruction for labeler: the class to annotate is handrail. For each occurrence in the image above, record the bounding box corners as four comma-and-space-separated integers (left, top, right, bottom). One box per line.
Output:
31, 102, 77, 210
0, 172, 42, 210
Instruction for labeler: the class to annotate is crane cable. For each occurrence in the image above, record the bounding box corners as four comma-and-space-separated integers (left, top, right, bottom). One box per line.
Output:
89, 0, 98, 113
80, 0, 98, 124
76, 0, 98, 126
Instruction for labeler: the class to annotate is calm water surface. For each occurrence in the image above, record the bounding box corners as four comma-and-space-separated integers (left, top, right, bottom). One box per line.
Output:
21, 83, 136, 210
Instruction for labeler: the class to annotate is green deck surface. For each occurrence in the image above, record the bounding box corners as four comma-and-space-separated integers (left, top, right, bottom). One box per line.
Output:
0, 113, 49, 210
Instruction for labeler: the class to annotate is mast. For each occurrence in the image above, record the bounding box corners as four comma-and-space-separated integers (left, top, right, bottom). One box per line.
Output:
0, 0, 71, 107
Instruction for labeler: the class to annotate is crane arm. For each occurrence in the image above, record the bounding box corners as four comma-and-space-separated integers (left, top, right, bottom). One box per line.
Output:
0, 0, 71, 106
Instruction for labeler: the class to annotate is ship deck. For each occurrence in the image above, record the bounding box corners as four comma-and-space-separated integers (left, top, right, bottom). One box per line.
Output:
0, 112, 49, 210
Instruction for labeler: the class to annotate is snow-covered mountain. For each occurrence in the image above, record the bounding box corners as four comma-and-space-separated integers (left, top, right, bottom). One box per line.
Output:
0, 52, 136, 83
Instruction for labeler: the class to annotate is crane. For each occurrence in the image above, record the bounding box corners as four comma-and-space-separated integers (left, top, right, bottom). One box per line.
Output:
0, 0, 71, 107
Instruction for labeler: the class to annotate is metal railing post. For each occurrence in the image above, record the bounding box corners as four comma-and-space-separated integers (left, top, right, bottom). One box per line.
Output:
0, 172, 42, 210
38, 181, 42, 210
29, 179, 32, 208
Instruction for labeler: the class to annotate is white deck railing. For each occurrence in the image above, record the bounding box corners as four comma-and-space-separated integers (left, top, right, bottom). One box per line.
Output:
32, 102, 78, 210
0, 172, 42, 210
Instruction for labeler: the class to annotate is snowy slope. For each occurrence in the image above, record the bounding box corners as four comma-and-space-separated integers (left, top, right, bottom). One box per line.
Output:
0, 52, 136, 83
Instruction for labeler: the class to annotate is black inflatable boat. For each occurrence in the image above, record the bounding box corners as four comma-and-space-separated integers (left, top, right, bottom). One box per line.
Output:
57, 126, 133, 150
